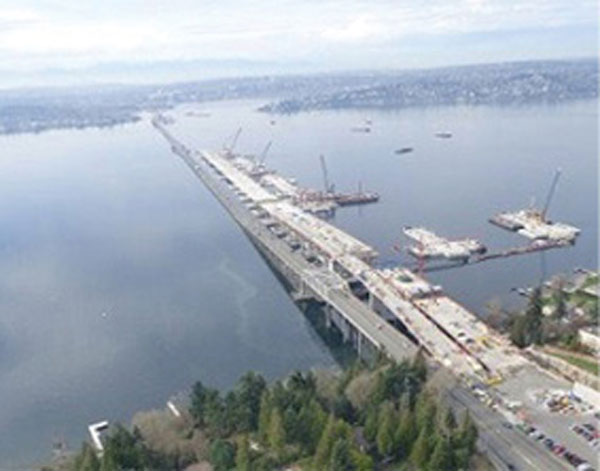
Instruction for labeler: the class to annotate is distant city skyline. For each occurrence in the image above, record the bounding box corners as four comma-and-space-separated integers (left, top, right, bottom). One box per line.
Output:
0, 0, 597, 88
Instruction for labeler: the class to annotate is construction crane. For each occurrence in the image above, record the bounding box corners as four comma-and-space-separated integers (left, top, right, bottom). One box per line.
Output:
541, 167, 562, 221
224, 127, 242, 156
259, 141, 272, 165
319, 154, 335, 194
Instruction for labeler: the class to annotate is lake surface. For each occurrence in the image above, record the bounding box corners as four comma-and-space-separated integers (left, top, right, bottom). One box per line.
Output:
0, 99, 597, 467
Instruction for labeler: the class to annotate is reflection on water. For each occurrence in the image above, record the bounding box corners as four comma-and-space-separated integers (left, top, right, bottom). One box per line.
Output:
0, 99, 596, 467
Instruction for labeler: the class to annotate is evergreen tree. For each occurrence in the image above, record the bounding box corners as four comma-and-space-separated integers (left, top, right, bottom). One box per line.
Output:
235, 371, 267, 432
314, 415, 337, 470
235, 435, 251, 471
210, 439, 235, 471
375, 402, 396, 457
410, 428, 431, 469
257, 390, 272, 444
297, 399, 327, 453
190, 381, 208, 425
415, 392, 436, 433
100, 447, 117, 471
350, 449, 374, 471
329, 438, 354, 471
412, 349, 428, 383
457, 411, 478, 455
268, 408, 285, 454
437, 405, 457, 438
428, 436, 454, 471
76, 443, 100, 471
510, 315, 529, 348
363, 407, 379, 444
394, 407, 417, 460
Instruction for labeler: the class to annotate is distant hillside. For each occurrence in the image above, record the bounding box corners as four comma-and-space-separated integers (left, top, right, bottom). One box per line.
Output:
258, 59, 599, 113
0, 59, 596, 135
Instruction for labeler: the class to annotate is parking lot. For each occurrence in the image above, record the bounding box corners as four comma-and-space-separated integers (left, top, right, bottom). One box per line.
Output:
497, 365, 598, 468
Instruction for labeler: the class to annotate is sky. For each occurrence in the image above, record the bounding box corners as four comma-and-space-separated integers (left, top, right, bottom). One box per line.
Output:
0, 0, 597, 87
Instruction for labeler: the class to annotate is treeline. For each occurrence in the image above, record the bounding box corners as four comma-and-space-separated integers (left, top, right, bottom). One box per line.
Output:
68, 352, 479, 471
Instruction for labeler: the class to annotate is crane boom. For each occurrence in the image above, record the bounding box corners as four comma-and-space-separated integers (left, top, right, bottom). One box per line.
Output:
542, 167, 562, 220
225, 127, 242, 154
319, 154, 333, 194
260, 141, 272, 164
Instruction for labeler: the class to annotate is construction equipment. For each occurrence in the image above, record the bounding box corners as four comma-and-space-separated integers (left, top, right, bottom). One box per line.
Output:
319, 154, 335, 194
542, 167, 562, 221
223, 127, 242, 156
259, 141, 272, 166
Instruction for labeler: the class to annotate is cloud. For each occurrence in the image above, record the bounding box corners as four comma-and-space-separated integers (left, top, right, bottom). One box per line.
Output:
0, 0, 596, 83
321, 15, 386, 42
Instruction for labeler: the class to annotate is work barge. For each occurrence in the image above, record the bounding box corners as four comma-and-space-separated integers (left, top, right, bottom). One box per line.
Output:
153, 116, 530, 384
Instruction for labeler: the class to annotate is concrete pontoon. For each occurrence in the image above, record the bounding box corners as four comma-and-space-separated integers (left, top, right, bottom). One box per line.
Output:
403, 226, 486, 261
490, 209, 580, 242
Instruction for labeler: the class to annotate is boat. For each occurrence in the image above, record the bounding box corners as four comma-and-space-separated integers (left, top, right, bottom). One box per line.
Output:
435, 132, 452, 138
351, 126, 371, 133
394, 147, 413, 155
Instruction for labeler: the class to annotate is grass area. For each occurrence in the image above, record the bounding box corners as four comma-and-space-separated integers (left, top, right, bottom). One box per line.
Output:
548, 350, 599, 376
582, 273, 599, 289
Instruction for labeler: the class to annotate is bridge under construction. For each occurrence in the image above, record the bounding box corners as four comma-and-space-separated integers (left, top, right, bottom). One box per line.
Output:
153, 116, 589, 471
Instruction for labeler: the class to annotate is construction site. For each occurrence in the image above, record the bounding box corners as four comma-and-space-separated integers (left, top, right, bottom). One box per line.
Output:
152, 115, 594, 470
401, 168, 580, 273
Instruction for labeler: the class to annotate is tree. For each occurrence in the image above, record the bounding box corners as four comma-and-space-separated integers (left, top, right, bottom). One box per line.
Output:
375, 402, 396, 457
297, 398, 327, 453
437, 405, 457, 438
412, 349, 428, 383
410, 428, 431, 469
363, 407, 379, 444
101, 424, 144, 471
268, 408, 285, 454
394, 408, 417, 460
350, 449, 374, 471
257, 390, 272, 444
210, 439, 235, 471
415, 392, 436, 433
511, 287, 545, 347
329, 438, 354, 471
314, 415, 337, 470
190, 381, 208, 425
510, 315, 529, 348
235, 435, 251, 471
76, 442, 100, 471
235, 371, 267, 432
457, 411, 478, 455
333, 394, 356, 423
100, 447, 117, 471
428, 436, 454, 471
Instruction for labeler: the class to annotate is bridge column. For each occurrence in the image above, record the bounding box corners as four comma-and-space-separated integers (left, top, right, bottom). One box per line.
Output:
368, 291, 374, 310
355, 331, 363, 356
324, 305, 332, 329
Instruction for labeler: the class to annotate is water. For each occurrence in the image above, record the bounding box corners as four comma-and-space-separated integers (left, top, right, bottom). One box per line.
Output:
0, 99, 596, 467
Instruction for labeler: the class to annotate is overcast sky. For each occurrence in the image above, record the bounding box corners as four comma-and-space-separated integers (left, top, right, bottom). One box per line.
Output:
0, 0, 597, 86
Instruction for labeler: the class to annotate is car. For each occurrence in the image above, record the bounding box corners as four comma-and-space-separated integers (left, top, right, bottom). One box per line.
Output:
536, 433, 545, 441
553, 445, 565, 455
